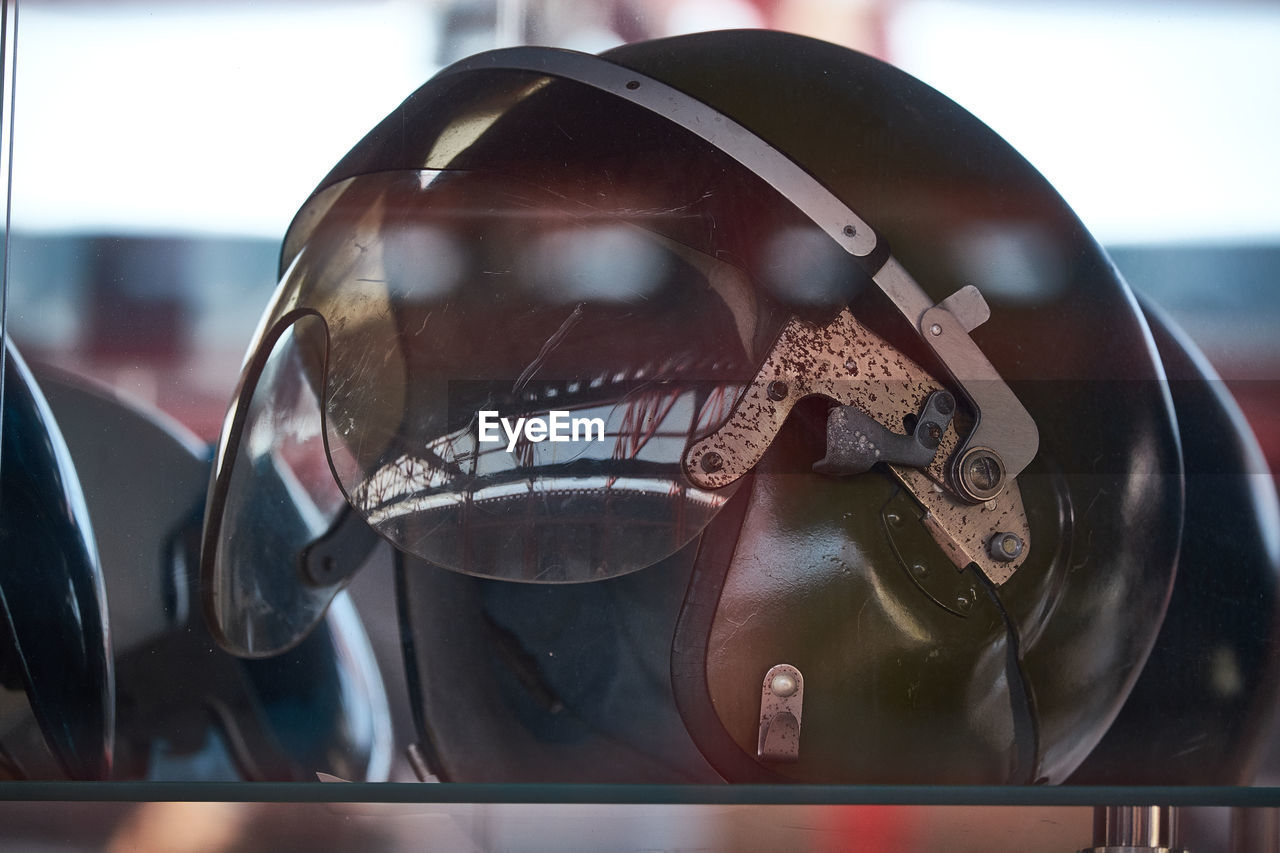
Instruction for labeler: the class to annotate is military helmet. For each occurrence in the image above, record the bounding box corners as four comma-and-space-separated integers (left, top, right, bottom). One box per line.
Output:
202, 30, 1192, 784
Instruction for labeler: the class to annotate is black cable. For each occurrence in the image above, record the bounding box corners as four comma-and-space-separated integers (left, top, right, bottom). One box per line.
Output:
975, 568, 1043, 784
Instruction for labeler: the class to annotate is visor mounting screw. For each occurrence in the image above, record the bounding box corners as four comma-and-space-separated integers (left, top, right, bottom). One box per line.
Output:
769, 672, 798, 698
700, 451, 724, 474
625, 80, 640, 90
911, 562, 930, 578
957, 447, 1006, 501
843, 225, 857, 237
988, 532, 1024, 562
766, 380, 789, 402
929, 323, 943, 336
955, 591, 974, 612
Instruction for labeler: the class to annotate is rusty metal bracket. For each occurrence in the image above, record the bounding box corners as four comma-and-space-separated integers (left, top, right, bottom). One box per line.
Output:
683, 306, 1030, 585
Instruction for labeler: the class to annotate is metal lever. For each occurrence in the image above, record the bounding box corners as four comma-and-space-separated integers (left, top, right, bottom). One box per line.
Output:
814, 390, 956, 476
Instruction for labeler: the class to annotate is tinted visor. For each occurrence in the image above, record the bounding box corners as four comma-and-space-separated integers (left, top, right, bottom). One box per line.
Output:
205, 70, 866, 654
294, 169, 763, 582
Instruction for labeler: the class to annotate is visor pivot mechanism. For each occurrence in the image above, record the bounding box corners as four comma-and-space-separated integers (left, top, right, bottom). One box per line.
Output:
299, 507, 383, 588
813, 390, 956, 476
955, 446, 1007, 503
758, 664, 804, 762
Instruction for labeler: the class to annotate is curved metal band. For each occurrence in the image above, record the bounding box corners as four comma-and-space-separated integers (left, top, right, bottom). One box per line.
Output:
435, 46, 1039, 487
438, 46, 882, 259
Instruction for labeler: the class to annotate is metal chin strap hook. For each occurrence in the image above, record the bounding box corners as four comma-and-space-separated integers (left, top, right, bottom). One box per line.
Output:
758, 664, 804, 762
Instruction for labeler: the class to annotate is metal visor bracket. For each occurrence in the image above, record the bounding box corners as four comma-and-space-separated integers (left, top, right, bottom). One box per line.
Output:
682, 306, 1030, 585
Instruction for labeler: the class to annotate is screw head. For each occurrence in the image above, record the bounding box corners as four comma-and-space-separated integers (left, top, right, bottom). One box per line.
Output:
700, 451, 724, 474
956, 447, 1005, 502
966, 455, 1001, 491
929, 323, 943, 336
955, 591, 973, 612
843, 224, 856, 237
766, 380, 789, 402
933, 391, 955, 416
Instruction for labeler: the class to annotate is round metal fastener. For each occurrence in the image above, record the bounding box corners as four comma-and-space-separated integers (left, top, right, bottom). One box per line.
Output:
766, 380, 789, 402
920, 421, 943, 450
700, 451, 724, 474
769, 673, 798, 697
956, 446, 1006, 502
988, 531, 1024, 562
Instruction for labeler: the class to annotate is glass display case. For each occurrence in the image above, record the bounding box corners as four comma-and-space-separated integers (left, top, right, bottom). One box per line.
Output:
1, 1, 1278, 850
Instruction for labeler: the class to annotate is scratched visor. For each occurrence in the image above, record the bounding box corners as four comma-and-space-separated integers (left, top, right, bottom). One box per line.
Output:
204, 72, 872, 654
303, 168, 778, 583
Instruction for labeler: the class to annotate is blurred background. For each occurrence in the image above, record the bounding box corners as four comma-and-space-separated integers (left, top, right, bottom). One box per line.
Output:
1, 0, 1277, 850
9, 0, 1280, 458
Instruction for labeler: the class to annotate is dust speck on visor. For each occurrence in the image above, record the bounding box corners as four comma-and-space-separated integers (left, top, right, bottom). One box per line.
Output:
201, 49, 1037, 657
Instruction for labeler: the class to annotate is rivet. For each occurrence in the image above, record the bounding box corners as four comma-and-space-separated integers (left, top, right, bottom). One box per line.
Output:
700, 451, 724, 473
843, 225, 856, 237
766, 380, 789, 401
929, 323, 943, 336
920, 421, 942, 450
770, 673, 798, 697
